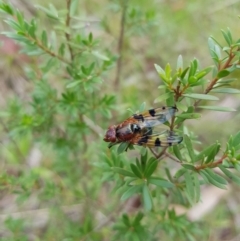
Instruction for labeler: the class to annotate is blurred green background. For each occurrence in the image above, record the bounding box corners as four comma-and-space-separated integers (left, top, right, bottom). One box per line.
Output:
0, 0, 240, 240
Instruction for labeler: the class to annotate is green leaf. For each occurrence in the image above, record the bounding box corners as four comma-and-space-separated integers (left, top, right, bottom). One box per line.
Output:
199, 169, 227, 189
154, 92, 171, 103
193, 172, 200, 202
0, 3, 14, 15
117, 142, 129, 154
35, 5, 59, 20
188, 59, 198, 78
177, 113, 201, 120
232, 131, 240, 148
70, 0, 79, 16
176, 102, 188, 112
211, 88, 240, 94
219, 165, 240, 185
121, 185, 142, 200
217, 70, 230, 78
233, 162, 240, 171
204, 168, 228, 185
41, 30, 48, 47
138, 102, 146, 112
182, 163, 196, 171
142, 184, 153, 211
177, 55, 183, 70
218, 78, 236, 84
195, 66, 213, 80
204, 142, 221, 164
221, 28, 232, 46
122, 214, 130, 226
165, 63, 172, 81
112, 167, 136, 177
92, 51, 110, 61
129, 179, 145, 186
66, 80, 81, 88
184, 171, 195, 203
196, 142, 219, 161
184, 135, 196, 162
173, 145, 183, 161
133, 212, 144, 225
174, 168, 187, 179
198, 106, 236, 112
148, 177, 174, 188
154, 64, 165, 76
180, 67, 189, 79
144, 160, 158, 178
130, 164, 143, 179
182, 93, 219, 101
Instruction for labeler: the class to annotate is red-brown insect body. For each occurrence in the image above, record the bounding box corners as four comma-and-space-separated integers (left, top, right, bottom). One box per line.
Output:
104, 119, 138, 143
103, 107, 183, 148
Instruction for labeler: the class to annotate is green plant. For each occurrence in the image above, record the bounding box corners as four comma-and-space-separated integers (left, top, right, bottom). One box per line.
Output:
0, 1, 239, 241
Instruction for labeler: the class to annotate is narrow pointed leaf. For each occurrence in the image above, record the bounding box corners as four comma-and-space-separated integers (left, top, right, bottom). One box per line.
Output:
199, 169, 227, 189
142, 184, 153, 211
196, 142, 219, 161
144, 160, 158, 178
154, 92, 171, 103
204, 142, 221, 164
204, 168, 228, 185
92, 51, 109, 61
66, 80, 81, 88
184, 135, 196, 162
211, 88, 240, 94
117, 142, 129, 154
112, 167, 136, 177
182, 163, 196, 171
130, 164, 143, 179
121, 185, 142, 200
173, 145, 183, 161
183, 93, 219, 101
184, 171, 195, 202
174, 168, 187, 179
219, 165, 240, 185
217, 69, 230, 78
198, 106, 236, 112
148, 177, 174, 188
193, 172, 200, 202
177, 113, 201, 119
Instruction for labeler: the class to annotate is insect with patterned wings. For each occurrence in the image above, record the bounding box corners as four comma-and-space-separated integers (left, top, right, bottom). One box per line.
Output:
103, 106, 183, 148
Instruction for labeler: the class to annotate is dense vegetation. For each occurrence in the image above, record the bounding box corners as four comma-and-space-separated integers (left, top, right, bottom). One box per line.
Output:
0, 0, 240, 240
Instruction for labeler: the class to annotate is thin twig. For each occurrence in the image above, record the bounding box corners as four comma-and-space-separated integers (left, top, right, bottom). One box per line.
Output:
194, 50, 235, 108
149, 146, 168, 160
65, 0, 74, 60
23, 33, 71, 65
114, 1, 128, 90
164, 152, 181, 163
195, 154, 227, 171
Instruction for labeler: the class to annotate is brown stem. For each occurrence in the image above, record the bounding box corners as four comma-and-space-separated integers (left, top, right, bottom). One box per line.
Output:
65, 0, 74, 60
195, 154, 227, 171
24, 33, 71, 65
149, 146, 168, 160
205, 52, 234, 95
164, 152, 181, 163
114, 1, 128, 90
194, 51, 235, 108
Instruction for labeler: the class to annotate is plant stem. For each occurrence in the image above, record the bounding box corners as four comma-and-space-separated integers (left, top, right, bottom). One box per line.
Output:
195, 154, 228, 171
114, 0, 128, 90
65, 0, 74, 60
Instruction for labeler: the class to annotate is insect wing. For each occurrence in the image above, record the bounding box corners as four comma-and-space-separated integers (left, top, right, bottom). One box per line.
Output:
135, 130, 183, 147
133, 106, 177, 128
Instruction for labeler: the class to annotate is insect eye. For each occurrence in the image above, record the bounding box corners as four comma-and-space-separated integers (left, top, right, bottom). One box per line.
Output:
130, 124, 141, 133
